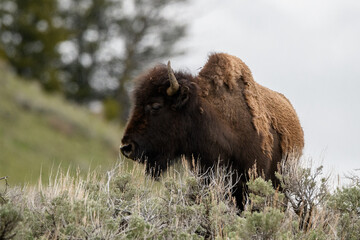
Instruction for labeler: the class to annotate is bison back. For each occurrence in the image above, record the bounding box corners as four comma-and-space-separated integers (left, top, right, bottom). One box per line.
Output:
197, 53, 304, 158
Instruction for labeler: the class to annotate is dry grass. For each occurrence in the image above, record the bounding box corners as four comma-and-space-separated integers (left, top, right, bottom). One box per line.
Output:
1, 156, 359, 239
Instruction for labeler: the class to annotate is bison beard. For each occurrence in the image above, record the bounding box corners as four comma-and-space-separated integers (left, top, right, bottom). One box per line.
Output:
120, 53, 304, 210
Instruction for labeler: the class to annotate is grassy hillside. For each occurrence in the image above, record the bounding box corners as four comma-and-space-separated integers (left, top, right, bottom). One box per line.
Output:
1, 64, 359, 239
0, 64, 123, 185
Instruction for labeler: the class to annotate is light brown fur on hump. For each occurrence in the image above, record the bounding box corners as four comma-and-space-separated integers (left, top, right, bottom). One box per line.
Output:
197, 53, 304, 158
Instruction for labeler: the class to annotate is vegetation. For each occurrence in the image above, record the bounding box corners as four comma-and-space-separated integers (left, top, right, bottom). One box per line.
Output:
0, 63, 122, 185
0, 69, 358, 238
0, 155, 359, 239
0, 0, 188, 121
2, 2, 357, 239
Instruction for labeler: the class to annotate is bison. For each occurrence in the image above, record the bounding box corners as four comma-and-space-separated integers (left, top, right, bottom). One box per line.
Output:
120, 53, 304, 209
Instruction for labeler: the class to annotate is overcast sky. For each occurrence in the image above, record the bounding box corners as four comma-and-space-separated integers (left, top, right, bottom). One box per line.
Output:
171, 0, 360, 181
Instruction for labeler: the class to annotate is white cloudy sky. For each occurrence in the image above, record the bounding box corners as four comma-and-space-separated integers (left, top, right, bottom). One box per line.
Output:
171, 0, 360, 180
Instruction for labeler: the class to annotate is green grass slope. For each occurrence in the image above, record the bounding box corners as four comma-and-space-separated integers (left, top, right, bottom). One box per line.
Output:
0, 64, 123, 185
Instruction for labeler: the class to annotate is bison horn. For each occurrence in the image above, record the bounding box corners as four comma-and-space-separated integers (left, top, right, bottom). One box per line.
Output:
166, 61, 179, 96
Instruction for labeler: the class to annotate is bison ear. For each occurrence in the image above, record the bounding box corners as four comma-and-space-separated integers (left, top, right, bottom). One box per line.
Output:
172, 84, 190, 109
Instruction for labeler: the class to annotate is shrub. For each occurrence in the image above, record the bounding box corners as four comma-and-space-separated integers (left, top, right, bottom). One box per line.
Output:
0, 158, 358, 239
0, 204, 22, 240
328, 178, 360, 240
276, 156, 330, 231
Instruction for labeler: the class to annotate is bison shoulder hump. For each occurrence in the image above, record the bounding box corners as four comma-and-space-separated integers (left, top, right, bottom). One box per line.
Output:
198, 53, 254, 90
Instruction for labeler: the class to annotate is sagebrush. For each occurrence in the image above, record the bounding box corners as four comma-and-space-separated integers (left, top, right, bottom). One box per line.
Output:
0, 157, 359, 239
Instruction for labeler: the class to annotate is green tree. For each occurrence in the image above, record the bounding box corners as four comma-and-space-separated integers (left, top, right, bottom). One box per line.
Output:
57, 0, 120, 102
0, 0, 188, 122
114, 0, 187, 120
59, 0, 187, 121
0, 0, 69, 91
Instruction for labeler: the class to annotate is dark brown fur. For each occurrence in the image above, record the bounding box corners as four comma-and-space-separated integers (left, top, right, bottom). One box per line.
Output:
121, 53, 304, 209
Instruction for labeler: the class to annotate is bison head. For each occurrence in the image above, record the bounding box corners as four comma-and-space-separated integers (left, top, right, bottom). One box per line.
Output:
120, 62, 199, 177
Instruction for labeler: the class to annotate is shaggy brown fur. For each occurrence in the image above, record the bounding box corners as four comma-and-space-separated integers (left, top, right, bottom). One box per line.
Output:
121, 53, 304, 210
197, 53, 304, 158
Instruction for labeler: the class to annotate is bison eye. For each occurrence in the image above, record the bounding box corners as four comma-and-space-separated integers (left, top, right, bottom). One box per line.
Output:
151, 102, 162, 111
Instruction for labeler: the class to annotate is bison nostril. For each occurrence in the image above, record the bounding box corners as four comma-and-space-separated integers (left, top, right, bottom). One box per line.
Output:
120, 143, 134, 158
